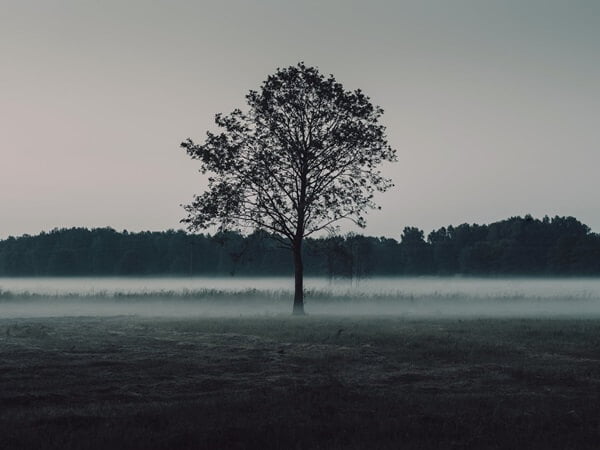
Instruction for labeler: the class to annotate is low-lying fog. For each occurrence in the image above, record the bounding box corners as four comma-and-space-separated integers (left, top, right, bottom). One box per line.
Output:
4, 276, 600, 297
2, 277, 600, 319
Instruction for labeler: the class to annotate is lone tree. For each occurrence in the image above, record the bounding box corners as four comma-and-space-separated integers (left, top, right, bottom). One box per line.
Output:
181, 63, 396, 314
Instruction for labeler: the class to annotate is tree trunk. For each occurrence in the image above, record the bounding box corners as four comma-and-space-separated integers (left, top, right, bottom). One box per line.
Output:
292, 240, 305, 315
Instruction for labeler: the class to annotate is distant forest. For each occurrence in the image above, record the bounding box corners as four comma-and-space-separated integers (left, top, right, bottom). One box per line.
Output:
1, 215, 599, 277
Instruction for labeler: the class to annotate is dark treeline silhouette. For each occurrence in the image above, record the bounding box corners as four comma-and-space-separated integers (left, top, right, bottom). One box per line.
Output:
1, 215, 599, 277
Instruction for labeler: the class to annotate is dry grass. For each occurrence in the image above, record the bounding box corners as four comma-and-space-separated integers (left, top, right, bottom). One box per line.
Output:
1, 314, 600, 449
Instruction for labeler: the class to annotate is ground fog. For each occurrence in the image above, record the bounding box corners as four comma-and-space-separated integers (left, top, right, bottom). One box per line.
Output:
1, 277, 600, 319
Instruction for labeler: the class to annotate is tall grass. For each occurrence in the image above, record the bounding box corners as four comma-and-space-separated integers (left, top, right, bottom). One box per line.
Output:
0, 287, 598, 304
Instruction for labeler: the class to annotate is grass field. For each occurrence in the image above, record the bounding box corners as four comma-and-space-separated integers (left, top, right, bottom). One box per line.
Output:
2, 311, 600, 449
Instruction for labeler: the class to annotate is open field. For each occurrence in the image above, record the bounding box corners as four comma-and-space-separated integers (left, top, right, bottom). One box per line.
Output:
2, 311, 600, 449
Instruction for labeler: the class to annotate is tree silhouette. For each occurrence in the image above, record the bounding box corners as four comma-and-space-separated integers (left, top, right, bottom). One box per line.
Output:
181, 63, 396, 314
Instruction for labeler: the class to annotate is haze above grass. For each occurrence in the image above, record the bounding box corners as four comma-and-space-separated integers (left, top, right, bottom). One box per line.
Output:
2, 277, 600, 319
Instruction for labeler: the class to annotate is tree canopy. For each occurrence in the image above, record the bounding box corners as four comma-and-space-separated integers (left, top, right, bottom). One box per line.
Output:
181, 63, 395, 240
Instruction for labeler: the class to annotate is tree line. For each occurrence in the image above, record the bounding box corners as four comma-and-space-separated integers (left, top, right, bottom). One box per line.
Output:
0, 215, 599, 277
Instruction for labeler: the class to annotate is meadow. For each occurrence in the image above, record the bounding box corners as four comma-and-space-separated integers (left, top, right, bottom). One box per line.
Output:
2, 299, 600, 449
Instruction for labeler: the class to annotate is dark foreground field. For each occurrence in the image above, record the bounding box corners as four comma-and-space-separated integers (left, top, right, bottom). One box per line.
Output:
2, 313, 600, 449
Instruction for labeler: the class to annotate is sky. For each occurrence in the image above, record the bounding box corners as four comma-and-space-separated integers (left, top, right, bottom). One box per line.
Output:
1, 0, 599, 240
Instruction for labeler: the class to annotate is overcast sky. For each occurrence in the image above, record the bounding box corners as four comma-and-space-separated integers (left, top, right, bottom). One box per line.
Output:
1, 0, 599, 239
